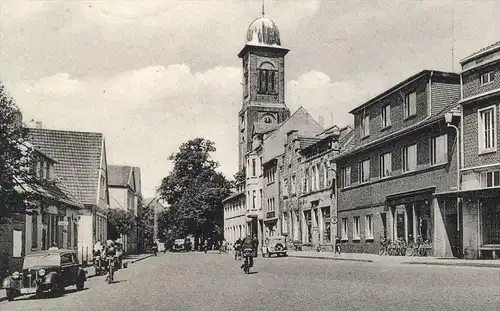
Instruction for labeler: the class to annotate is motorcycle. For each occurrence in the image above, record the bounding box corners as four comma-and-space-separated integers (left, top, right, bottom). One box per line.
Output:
242, 248, 254, 274
152, 245, 158, 256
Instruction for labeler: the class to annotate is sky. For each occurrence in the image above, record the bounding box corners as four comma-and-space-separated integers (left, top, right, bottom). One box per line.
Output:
1, 0, 499, 198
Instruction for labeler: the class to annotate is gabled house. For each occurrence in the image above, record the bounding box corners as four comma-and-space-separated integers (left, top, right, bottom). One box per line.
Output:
27, 127, 110, 264
108, 165, 143, 254
143, 196, 167, 243
0, 145, 83, 279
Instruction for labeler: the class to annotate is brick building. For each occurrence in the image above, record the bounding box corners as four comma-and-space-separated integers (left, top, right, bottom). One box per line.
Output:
261, 108, 324, 245
295, 126, 353, 251
336, 70, 462, 257
457, 41, 500, 259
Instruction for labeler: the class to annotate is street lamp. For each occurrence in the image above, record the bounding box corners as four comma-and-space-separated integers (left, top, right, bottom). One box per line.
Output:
444, 111, 461, 234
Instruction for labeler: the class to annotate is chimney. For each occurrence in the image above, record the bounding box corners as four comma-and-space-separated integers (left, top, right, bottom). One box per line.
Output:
318, 116, 324, 128
35, 121, 43, 129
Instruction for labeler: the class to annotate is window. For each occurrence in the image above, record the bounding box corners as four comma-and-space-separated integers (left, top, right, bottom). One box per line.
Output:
252, 190, 256, 209
252, 159, 256, 177
323, 162, 329, 188
341, 218, 348, 240
380, 152, 392, 178
480, 71, 495, 85
67, 217, 72, 248
404, 91, 417, 119
478, 106, 497, 153
430, 134, 448, 166
340, 166, 351, 188
283, 178, 288, 196
32, 212, 38, 249
61, 253, 72, 264
359, 160, 370, 183
267, 198, 276, 212
365, 215, 374, 239
258, 69, 278, 94
480, 170, 500, 188
381, 104, 391, 128
303, 168, 309, 192
99, 175, 106, 199
361, 114, 370, 137
45, 162, 51, 180
291, 175, 296, 194
353, 216, 361, 240
312, 166, 317, 190
402, 144, 417, 173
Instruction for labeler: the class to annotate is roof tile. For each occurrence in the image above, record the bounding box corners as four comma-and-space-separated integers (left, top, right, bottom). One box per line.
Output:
27, 128, 104, 206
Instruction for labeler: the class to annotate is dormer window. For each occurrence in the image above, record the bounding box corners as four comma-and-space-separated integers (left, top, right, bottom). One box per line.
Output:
404, 91, 417, 119
480, 71, 495, 85
360, 114, 370, 137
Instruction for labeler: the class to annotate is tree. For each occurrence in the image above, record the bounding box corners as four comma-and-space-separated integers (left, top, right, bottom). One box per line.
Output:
0, 83, 36, 223
106, 208, 136, 241
158, 138, 232, 243
233, 168, 246, 186
137, 201, 155, 250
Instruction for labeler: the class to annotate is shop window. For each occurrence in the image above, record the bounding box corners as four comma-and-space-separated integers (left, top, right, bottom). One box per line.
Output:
482, 201, 500, 244
32, 213, 38, 249
322, 207, 331, 243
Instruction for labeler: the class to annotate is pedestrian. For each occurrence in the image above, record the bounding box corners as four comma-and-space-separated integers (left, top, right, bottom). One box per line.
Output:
335, 237, 341, 254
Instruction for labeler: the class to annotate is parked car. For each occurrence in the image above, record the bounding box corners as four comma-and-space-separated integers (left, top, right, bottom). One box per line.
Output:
171, 239, 186, 252
2, 249, 86, 301
261, 236, 288, 258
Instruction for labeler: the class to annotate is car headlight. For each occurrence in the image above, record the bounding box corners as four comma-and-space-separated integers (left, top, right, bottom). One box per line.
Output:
38, 269, 46, 277
12, 271, 20, 279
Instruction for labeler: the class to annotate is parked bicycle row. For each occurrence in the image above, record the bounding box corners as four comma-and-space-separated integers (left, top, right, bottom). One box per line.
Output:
379, 236, 432, 257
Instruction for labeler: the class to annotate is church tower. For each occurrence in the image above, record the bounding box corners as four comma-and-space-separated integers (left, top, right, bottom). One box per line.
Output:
237, 13, 291, 170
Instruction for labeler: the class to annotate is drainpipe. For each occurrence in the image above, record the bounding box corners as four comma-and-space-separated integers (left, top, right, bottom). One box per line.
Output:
445, 112, 461, 249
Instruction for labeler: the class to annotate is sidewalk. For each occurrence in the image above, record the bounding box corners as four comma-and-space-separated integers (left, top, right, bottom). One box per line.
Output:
0, 253, 154, 302
286, 251, 500, 268
84, 253, 154, 279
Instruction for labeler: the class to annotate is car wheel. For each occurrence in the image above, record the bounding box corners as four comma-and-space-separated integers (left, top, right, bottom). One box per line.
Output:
6, 289, 15, 301
266, 251, 270, 258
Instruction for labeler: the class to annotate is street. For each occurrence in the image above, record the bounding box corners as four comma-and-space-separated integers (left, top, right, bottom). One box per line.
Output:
2, 252, 500, 311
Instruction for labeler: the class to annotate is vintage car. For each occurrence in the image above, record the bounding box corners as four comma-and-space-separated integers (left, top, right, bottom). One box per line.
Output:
261, 236, 288, 258
171, 239, 186, 252
2, 249, 86, 301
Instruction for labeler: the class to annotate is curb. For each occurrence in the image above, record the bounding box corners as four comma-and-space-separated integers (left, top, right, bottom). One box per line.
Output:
402, 261, 500, 269
85, 254, 154, 279
288, 255, 374, 263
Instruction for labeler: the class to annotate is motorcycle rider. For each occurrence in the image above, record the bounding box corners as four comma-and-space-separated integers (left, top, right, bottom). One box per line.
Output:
104, 240, 118, 282
152, 240, 158, 256
240, 235, 255, 269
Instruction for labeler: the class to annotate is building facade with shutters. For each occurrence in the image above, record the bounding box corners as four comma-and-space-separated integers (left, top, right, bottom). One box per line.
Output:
335, 70, 463, 257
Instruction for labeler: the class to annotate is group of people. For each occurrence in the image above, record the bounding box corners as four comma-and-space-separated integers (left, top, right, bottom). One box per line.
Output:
233, 235, 259, 270
93, 240, 123, 276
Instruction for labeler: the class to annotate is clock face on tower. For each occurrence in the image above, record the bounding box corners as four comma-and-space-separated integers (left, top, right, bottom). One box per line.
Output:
261, 114, 276, 124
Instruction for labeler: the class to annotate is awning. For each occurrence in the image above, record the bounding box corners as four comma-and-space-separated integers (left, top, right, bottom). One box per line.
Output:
385, 187, 435, 205
435, 187, 500, 199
